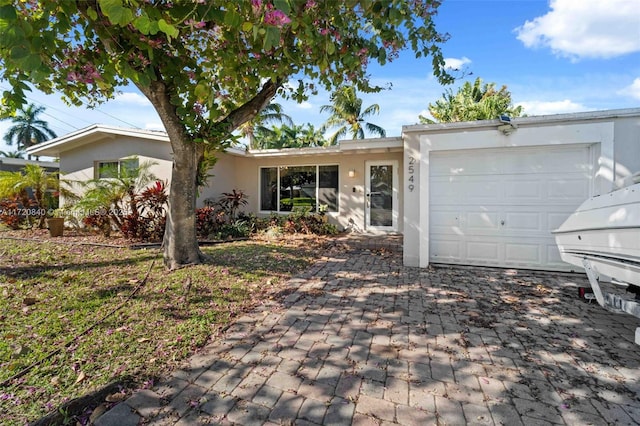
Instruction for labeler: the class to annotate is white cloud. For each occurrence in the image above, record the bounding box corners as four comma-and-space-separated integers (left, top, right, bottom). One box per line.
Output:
621, 78, 640, 100
444, 56, 471, 71
113, 92, 152, 105
517, 99, 587, 116
296, 101, 313, 110
515, 0, 640, 60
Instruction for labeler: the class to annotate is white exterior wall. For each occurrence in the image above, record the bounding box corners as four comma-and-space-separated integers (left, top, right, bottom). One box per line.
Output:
403, 119, 617, 268
612, 116, 640, 184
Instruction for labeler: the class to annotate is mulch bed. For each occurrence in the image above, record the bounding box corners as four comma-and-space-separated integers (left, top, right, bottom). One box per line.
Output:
0, 228, 135, 247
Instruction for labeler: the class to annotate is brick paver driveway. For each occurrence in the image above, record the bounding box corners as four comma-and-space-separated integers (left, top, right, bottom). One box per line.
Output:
96, 238, 640, 425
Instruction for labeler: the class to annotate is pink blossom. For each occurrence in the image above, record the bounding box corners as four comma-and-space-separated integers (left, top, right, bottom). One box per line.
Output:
148, 38, 164, 48
305, 0, 317, 8
264, 9, 291, 27
185, 19, 206, 29
67, 71, 81, 82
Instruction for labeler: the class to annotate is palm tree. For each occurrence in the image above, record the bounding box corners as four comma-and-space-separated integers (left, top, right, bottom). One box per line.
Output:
419, 77, 524, 124
238, 102, 293, 149
320, 86, 386, 145
254, 123, 327, 149
0, 164, 59, 228
2, 104, 57, 155
0, 150, 25, 158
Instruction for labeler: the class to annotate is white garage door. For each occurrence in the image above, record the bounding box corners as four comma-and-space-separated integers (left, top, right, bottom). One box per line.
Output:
429, 144, 593, 271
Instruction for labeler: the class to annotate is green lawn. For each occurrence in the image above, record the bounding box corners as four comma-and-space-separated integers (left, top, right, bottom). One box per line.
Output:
0, 235, 327, 424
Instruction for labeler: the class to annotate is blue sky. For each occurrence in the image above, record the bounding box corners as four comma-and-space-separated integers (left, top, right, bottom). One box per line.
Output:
1, 0, 639, 153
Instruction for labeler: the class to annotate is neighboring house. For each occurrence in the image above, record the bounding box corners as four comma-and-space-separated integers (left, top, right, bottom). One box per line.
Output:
27, 108, 640, 272
0, 157, 59, 174
0, 157, 60, 205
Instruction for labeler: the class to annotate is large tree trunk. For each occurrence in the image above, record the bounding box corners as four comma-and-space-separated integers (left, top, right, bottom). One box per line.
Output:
162, 131, 206, 269
137, 77, 280, 269
136, 80, 206, 269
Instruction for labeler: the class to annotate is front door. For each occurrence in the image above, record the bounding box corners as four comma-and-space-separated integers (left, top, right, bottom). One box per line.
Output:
365, 160, 398, 232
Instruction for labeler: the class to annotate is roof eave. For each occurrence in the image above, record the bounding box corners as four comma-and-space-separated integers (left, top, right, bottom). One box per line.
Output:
26, 124, 170, 157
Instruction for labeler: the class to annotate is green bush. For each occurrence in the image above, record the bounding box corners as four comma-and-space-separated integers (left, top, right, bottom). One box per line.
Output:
221, 219, 252, 239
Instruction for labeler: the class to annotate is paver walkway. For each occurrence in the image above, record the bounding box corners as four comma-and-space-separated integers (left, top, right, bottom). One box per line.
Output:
96, 236, 640, 425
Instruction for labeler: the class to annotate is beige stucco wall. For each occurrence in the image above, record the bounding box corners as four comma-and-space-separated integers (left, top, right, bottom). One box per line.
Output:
59, 136, 173, 206
197, 151, 241, 206
204, 151, 404, 232
57, 138, 405, 234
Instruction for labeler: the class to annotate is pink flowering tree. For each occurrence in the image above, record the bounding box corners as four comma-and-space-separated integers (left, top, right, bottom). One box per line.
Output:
0, 0, 452, 269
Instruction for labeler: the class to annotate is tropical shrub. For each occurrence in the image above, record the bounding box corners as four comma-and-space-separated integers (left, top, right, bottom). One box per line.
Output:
217, 189, 248, 221
195, 206, 227, 239
82, 212, 112, 237
72, 160, 165, 239
120, 181, 168, 241
220, 219, 253, 239
0, 164, 59, 228
0, 196, 33, 229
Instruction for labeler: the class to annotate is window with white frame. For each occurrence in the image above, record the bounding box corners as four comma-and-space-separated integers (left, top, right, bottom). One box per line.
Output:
260, 165, 339, 212
96, 158, 139, 179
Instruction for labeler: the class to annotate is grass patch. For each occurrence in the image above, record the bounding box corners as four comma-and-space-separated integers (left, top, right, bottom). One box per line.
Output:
0, 235, 328, 424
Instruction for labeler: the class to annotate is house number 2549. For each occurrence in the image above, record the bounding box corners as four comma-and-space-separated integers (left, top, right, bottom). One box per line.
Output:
407, 156, 416, 192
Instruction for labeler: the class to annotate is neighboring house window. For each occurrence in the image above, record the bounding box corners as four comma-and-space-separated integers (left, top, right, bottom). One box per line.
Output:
260, 165, 339, 213
96, 159, 139, 179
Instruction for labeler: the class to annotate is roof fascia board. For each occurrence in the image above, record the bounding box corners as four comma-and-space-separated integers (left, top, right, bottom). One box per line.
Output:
403, 107, 640, 134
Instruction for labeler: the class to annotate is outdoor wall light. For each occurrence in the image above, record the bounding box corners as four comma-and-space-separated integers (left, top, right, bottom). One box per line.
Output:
348, 169, 356, 178
497, 114, 518, 135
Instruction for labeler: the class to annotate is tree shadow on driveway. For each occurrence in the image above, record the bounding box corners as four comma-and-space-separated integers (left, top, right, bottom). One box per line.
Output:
102, 246, 640, 425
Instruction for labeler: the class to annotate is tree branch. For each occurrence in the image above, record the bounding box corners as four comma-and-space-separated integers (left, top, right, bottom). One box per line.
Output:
221, 78, 282, 132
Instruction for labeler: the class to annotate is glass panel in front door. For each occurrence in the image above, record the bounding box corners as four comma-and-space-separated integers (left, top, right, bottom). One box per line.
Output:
369, 164, 393, 227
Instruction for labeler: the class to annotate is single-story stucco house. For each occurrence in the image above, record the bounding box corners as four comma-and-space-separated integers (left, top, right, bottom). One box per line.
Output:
27, 108, 640, 272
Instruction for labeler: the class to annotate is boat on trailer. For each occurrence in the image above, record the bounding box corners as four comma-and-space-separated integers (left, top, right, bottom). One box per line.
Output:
553, 177, 640, 345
